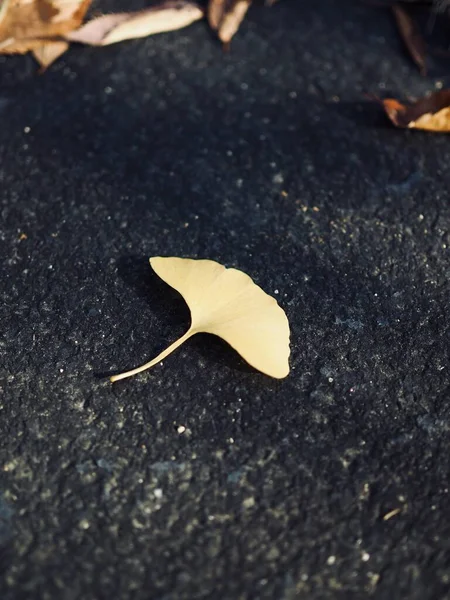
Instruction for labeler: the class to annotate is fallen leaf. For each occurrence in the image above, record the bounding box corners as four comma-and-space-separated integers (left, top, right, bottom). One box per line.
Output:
392, 3, 426, 75
67, 1, 204, 47
381, 90, 450, 131
110, 257, 290, 382
207, 0, 252, 44
207, 0, 227, 30
0, 0, 91, 67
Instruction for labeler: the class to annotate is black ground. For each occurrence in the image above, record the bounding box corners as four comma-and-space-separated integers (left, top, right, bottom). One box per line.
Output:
1, 1, 450, 599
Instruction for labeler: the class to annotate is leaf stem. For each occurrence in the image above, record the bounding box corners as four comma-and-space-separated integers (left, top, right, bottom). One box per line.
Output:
110, 329, 194, 383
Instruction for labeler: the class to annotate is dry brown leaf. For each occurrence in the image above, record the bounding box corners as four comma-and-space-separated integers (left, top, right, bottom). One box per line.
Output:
67, 1, 204, 47
0, 0, 91, 67
392, 4, 426, 75
110, 257, 290, 382
207, 0, 252, 44
381, 90, 450, 132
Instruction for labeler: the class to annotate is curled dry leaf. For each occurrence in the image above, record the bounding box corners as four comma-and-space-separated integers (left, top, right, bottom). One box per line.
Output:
392, 3, 426, 75
110, 257, 290, 382
67, 1, 204, 47
381, 90, 450, 132
0, 0, 91, 67
207, 0, 252, 44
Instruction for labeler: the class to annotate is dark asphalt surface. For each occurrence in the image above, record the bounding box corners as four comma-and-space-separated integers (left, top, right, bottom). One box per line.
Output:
1, 1, 450, 598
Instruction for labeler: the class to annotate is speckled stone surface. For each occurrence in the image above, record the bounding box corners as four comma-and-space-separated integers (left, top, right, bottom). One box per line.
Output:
1, 1, 450, 599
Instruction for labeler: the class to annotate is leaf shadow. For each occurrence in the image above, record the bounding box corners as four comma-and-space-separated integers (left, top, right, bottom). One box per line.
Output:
331, 100, 391, 129
117, 254, 191, 330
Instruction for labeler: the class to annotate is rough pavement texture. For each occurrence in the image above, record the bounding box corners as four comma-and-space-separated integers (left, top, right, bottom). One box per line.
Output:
1, 1, 450, 599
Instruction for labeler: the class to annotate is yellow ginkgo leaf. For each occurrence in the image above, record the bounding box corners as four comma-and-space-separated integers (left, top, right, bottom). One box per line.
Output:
110, 257, 290, 382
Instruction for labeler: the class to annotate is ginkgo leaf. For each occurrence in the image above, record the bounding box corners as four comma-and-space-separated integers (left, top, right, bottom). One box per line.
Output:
66, 1, 204, 47
381, 90, 450, 132
110, 257, 290, 382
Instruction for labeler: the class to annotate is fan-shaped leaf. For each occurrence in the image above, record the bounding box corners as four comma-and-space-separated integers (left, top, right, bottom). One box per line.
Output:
110, 257, 290, 382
